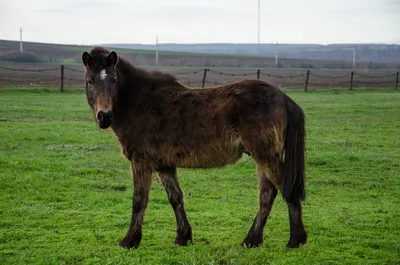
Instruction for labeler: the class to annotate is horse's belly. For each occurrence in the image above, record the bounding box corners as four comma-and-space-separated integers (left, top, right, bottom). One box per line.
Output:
176, 152, 243, 168
173, 139, 244, 168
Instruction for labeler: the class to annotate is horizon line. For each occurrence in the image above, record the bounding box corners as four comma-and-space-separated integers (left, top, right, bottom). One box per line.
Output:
1, 38, 399, 47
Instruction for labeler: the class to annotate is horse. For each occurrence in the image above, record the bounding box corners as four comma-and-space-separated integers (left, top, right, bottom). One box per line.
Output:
81, 47, 307, 249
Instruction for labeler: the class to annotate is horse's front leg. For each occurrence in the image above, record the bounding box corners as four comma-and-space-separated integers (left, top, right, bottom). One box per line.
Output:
119, 162, 153, 249
157, 166, 193, 246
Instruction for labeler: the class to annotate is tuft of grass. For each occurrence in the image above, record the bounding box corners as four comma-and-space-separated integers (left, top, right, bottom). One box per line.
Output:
0, 88, 399, 264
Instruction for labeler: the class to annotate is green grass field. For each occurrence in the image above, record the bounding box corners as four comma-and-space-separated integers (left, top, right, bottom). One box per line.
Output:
1, 88, 399, 265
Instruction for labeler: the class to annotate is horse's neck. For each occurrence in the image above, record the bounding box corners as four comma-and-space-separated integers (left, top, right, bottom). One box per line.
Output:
117, 62, 183, 92
114, 61, 184, 112
117, 62, 145, 83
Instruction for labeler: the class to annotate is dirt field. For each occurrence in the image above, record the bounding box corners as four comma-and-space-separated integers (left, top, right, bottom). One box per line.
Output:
0, 62, 398, 90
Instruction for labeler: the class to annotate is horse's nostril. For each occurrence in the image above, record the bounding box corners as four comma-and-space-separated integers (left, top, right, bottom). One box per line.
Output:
97, 111, 113, 128
97, 111, 105, 122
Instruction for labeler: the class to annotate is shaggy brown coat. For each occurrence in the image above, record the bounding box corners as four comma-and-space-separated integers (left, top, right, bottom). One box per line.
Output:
81, 47, 307, 249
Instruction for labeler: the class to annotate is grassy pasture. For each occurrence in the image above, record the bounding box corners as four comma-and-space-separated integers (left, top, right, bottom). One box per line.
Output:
0, 88, 399, 265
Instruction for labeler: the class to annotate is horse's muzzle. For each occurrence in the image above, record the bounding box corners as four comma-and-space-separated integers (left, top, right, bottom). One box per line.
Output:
97, 110, 113, 129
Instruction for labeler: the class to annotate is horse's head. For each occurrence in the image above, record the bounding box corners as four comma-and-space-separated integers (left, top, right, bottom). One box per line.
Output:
82, 49, 118, 129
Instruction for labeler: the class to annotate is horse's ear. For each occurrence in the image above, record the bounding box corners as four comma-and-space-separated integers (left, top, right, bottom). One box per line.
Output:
107, 51, 118, 67
82, 52, 92, 68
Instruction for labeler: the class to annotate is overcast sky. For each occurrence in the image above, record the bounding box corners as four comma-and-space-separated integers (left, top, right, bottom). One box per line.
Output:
0, 0, 399, 45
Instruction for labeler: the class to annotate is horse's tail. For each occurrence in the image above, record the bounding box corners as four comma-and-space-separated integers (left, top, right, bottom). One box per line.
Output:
282, 97, 306, 203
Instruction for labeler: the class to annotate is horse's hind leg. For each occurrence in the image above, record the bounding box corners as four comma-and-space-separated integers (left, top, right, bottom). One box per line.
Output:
157, 166, 193, 246
241, 165, 278, 248
285, 198, 307, 248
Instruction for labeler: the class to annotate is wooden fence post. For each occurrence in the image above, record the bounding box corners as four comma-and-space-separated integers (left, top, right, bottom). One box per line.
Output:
304, 70, 310, 92
395, 71, 399, 89
201, 68, 208, 88
350, 71, 354, 90
60, 65, 64, 92
256, 69, 260, 79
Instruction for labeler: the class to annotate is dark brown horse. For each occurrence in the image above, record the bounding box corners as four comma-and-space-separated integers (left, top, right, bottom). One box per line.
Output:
81, 47, 307, 249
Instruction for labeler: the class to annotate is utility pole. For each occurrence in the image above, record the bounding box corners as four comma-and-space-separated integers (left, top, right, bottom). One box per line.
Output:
20, 28, 23, 53
352, 48, 356, 69
257, 0, 260, 44
156, 36, 159, 65
275, 41, 279, 67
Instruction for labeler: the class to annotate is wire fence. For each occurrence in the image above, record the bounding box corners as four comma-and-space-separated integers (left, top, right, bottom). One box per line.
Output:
0, 64, 399, 91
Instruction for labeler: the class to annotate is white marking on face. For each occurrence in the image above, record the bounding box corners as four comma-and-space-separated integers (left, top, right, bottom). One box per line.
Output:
100, 69, 107, 80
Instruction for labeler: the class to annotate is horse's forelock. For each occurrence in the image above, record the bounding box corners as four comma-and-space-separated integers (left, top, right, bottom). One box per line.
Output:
87, 46, 113, 69
90, 46, 110, 57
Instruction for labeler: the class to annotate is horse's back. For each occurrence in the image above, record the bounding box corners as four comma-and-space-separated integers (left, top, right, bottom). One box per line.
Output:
118, 79, 289, 169
170, 79, 288, 168
197, 79, 288, 131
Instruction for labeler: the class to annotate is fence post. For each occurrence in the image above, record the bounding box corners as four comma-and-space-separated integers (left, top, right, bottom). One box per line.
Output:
201, 68, 208, 88
256, 69, 260, 79
60, 65, 64, 92
395, 71, 399, 89
304, 70, 310, 92
350, 71, 354, 90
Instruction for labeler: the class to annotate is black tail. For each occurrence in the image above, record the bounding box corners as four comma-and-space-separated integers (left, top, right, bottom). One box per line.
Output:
282, 97, 306, 203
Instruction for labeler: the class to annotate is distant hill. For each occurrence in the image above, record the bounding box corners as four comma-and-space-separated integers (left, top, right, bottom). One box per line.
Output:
0, 39, 399, 69
104, 43, 400, 64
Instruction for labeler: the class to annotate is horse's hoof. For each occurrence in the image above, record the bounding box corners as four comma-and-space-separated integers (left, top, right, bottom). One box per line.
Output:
174, 229, 193, 246
240, 236, 262, 248
174, 239, 192, 246
174, 236, 193, 246
286, 234, 307, 248
118, 237, 140, 249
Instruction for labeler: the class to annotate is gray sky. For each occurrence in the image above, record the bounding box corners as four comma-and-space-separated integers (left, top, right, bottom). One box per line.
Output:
0, 0, 399, 45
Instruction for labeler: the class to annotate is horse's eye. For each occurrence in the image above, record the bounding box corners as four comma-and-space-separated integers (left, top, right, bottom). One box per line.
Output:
87, 79, 93, 86
112, 79, 116, 85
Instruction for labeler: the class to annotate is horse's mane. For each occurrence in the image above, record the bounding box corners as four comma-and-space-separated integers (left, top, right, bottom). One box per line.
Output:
89, 46, 178, 86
